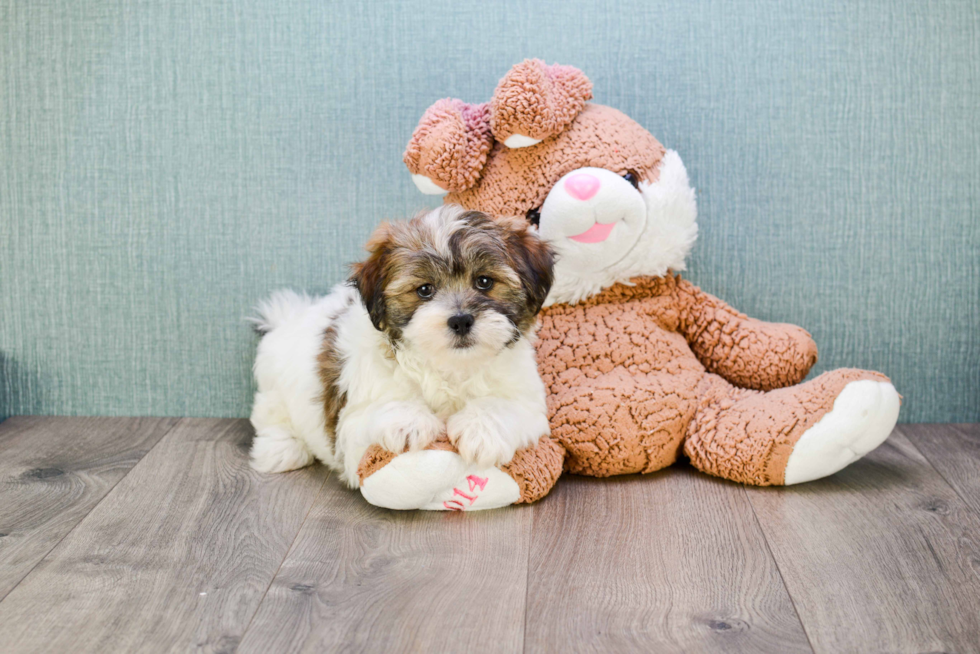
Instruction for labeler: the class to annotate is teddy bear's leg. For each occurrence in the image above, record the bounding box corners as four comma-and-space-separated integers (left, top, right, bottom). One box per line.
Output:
548, 369, 695, 477
685, 369, 900, 486
357, 436, 564, 511
781, 377, 901, 484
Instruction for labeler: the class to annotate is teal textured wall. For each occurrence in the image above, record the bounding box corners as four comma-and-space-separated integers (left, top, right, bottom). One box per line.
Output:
1, 0, 978, 422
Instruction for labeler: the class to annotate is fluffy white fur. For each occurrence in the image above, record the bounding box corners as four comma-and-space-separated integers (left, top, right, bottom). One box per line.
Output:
539, 150, 698, 306
249, 211, 550, 487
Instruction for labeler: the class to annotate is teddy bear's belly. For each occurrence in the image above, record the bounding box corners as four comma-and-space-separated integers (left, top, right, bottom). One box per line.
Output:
546, 367, 703, 477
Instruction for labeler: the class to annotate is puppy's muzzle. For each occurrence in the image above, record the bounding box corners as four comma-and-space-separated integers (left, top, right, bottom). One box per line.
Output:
447, 312, 475, 337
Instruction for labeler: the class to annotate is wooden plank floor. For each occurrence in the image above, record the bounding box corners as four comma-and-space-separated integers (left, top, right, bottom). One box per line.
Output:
0, 418, 978, 653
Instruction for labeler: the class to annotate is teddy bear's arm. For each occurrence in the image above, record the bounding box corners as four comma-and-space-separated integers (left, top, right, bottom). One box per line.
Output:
673, 277, 818, 391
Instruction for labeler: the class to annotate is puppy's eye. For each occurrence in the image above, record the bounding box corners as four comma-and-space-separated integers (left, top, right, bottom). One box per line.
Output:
623, 171, 640, 189
526, 207, 541, 227
475, 275, 494, 291
416, 284, 435, 300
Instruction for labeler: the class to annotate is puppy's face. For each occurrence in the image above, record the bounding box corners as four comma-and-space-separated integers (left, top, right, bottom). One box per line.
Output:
350, 206, 554, 359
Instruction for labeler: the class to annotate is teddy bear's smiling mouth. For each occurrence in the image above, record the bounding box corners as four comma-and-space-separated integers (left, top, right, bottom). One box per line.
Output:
568, 221, 616, 243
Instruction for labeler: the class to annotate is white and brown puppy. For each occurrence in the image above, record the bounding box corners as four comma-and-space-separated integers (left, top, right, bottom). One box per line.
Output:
249, 205, 555, 487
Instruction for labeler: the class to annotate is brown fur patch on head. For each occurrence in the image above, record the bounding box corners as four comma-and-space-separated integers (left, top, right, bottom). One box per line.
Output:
498, 215, 555, 325
432, 210, 554, 340
350, 207, 554, 346
349, 222, 393, 332
449, 104, 665, 219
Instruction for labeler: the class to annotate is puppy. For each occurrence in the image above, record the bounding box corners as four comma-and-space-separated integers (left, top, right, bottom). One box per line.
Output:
249, 205, 555, 487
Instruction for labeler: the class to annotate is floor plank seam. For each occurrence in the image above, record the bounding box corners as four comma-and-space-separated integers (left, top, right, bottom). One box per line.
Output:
741, 486, 818, 654
237, 470, 334, 645
0, 417, 184, 606
520, 504, 534, 654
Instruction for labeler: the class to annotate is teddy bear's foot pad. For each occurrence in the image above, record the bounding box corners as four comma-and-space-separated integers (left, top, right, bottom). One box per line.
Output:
360, 449, 520, 511
784, 380, 900, 485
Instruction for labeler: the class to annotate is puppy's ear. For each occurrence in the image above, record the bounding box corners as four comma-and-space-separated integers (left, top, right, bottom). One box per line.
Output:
349, 223, 392, 331
505, 221, 555, 315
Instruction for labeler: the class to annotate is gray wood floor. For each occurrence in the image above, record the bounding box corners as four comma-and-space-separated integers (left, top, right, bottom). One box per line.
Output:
0, 418, 978, 653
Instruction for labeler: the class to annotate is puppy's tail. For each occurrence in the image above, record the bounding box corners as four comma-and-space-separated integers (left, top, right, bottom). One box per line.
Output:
248, 289, 316, 334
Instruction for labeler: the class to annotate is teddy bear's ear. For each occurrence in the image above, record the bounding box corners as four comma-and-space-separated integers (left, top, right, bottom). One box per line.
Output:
489, 59, 593, 149
403, 99, 493, 195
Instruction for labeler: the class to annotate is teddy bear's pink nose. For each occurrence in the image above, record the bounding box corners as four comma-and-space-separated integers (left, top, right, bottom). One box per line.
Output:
564, 173, 600, 201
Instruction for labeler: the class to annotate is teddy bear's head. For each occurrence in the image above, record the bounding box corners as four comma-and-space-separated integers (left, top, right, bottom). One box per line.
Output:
404, 60, 698, 305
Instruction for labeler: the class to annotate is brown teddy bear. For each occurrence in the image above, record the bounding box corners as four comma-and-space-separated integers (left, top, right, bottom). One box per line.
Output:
356, 60, 900, 511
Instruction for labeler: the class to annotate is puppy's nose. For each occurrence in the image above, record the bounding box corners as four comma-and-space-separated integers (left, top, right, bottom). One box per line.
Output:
447, 313, 475, 336
564, 173, 600, 201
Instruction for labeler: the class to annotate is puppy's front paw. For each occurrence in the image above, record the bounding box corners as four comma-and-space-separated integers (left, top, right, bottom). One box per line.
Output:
373, 402, 445, 453
447, 406, 518, 467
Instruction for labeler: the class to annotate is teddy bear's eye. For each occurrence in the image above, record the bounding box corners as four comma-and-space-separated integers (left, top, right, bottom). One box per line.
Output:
623, 171, 640, 189
526, 207, 541, 227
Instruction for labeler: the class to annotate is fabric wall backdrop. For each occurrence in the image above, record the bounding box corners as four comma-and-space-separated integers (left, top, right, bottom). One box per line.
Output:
1, 0, 977, 422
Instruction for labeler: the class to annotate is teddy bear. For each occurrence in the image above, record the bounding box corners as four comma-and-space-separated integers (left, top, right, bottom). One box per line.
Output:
355, 59, 901, 511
